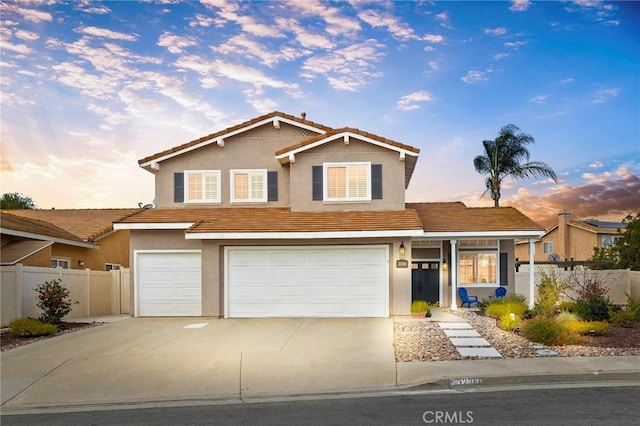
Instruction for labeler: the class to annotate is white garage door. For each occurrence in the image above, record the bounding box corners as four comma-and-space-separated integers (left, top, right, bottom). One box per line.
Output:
136, 251, 202, 316
226, 245, 389, 318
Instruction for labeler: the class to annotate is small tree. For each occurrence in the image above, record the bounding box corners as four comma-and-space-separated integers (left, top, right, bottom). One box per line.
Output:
1, 192, 36, 209
589, 213, 640, 271
35, 279, 78, 324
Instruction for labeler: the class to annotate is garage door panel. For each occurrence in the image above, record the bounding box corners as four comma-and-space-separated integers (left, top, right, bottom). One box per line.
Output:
227, 246, 388, 318
137, 252, 201, 317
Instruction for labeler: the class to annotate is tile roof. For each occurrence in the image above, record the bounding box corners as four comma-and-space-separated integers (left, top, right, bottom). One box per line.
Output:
117, 207, 424, 233
6, 209, 139, 241
1, 240, 52, 265
1, 211, 86, 242
568, 220, 626, 234
274, 127, 420, 156
138, 111, 333, 165
406, 202, 544, 233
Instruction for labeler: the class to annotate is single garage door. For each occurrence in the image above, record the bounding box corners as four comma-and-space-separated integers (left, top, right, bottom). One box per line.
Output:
136, 251, 202, 316
226, 245, 388, 318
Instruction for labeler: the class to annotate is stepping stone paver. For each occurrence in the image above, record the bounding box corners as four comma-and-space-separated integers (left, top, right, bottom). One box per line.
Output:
450, 337, 492, 347
457, 347, 502, 358
438, 322, 473, 329
444, 329, 481, 337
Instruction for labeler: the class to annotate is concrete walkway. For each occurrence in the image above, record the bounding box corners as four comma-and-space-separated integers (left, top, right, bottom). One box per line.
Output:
1, 315, 639, 413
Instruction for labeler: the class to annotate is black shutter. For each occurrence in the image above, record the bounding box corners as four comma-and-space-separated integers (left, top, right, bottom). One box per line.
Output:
174, 172, 184, 203
267, 171, 278, 201
371, 164, 382, 199
500, 252, 508, 286
312, 166, 323, 201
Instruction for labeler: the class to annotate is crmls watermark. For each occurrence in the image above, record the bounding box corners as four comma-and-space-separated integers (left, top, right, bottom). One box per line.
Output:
422, 410, 474, 424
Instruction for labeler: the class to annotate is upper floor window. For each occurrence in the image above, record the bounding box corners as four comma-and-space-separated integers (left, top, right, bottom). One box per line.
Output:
51, 258, 70, 269
185, 170, 221, 203
324, 162, 371, 202
602, 235, 621, 247
543, 241, 553, 254
231, 169, 267, 203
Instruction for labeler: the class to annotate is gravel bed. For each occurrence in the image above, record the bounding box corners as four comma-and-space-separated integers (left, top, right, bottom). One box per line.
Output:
394, 310, 640, 362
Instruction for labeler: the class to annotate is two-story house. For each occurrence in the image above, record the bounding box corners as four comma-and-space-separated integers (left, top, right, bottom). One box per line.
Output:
515, 210, 627, 263
115, 112, 544, 318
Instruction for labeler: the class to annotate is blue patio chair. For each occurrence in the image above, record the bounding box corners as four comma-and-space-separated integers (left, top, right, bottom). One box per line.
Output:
495, 287, 507, 299
458, 287, 478, 308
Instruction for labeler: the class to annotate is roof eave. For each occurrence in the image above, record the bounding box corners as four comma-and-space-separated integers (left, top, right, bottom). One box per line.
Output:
0, 228, 99, 249
421, 230, 545, 239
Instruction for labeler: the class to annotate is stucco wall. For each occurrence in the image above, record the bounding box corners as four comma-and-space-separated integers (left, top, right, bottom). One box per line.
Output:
289, 138, 406, 212
152, 123, 318, 208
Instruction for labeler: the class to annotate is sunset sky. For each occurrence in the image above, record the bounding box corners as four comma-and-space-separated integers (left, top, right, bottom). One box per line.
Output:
1, 0, 638, 227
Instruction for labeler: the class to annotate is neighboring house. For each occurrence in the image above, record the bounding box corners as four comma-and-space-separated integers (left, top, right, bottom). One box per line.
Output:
515, 210, 627, 263
1, 209, 138, 270
115, 111, 544, 318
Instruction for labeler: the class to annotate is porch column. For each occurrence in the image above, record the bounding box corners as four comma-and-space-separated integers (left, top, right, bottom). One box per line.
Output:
450, 239, 458, 311
528, 239, 535, 309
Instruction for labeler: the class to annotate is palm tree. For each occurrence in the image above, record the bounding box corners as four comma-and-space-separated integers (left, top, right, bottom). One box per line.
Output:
473, 124, 557, 207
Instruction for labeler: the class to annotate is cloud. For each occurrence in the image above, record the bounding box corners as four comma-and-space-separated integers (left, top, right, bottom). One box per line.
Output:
1, 3, 53, 23
560, 78, 575, 84
592, 88, 620, 104
157, 32, 198, 54
507, 166, 640, 227
529, 94, 548, 104
15, 30, 39, 41
504, 40, 527, 49
213, 33, 311, 67
590, 161, 604, 168
423, 34, 444, 43
435, 12, 453, 29
301, 39, 385, 91
201, 0, 284, 38
76, 26, 138, 41
461, 69, 487, 84
74, 0, 111, 15
484, 27, 507, 36
275, 17, 334, 49
287, 0, 360, 36
509, 0, 531, 12
357, 9, 420, 41
493, 53, 510, 60
396, 91, 434, 111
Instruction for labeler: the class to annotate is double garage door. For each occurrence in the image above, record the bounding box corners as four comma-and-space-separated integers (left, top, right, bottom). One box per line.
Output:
136, 245, 389, 318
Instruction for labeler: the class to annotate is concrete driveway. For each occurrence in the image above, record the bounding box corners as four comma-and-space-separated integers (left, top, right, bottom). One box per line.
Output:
1, 317, 396, 407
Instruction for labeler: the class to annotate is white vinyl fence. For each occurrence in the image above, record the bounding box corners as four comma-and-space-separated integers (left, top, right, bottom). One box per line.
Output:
1, 264, 130, 324
515, 267, 640, 306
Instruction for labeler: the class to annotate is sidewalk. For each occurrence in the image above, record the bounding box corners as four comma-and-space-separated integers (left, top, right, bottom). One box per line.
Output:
1, 315, 638, 414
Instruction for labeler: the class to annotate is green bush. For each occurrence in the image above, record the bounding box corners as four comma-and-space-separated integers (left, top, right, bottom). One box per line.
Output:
521, 317, 578, 346
556, 311, 579, 323
609, 309, 638, 328
484, 294, 529, 319
558, 301, 577, 312
9, 318, 58, 337
534, 273, 564, 316
563, 320, 609, 335
624, 293, 640, 321
411, 300, 431, 317
499, 313, 522, 331
574, 296, 612, 322
35, 279, 77, 324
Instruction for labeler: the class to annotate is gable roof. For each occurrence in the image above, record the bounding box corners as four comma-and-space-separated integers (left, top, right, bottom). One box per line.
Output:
6, 209, 138, 241
138, 111, 332, 170
568, 219, 626, 234
406, 202, 544, 238
0, 211, 97, 248
114, 207, 425, 239
275, 127, 420, 188
1, 240, 53, 265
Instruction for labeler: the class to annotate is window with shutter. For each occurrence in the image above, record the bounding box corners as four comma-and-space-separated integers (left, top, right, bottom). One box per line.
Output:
184, 170, 221, 203
323, 162, 372, 202
231, 169, 267, 203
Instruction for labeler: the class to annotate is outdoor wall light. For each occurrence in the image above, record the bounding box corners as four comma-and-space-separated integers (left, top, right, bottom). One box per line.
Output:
78, 260, 85, 267
442, 260, 448, 271
399, 241, 406, 260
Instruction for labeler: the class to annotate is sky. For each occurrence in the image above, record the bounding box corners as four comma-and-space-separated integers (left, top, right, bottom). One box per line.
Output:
1, 0, 638, 228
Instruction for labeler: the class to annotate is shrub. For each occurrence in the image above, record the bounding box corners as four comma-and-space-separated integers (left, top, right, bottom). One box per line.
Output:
35, 279, 78, 324
556, 311, 579, 323
534, 272, 564, 316
521, 317, 578, 346
609, 309, 637, 328
574, 296, 612, 322
624, 293, 640, 321
499, 313, 522, 331
9, 318, 58, 337
558, 301, 577, 312
563, 320, 609, 335
484, 294, 529, 320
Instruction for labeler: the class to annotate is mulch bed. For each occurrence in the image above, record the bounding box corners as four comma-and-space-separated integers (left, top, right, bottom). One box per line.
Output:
1, 322, 103, 352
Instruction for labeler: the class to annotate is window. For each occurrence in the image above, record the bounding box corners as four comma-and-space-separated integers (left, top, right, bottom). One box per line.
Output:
543, 241, 553, 254
602, 235, 621, 247
51, 258, 70, 269
105, 263, 121, 271
324, 162, 370, 201
231, 169, 267, 203
184, 170, 220, 203
459, 252, 497, 285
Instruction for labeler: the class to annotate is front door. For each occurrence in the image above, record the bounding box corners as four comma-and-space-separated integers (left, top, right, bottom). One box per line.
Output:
412, 262, 439, 304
